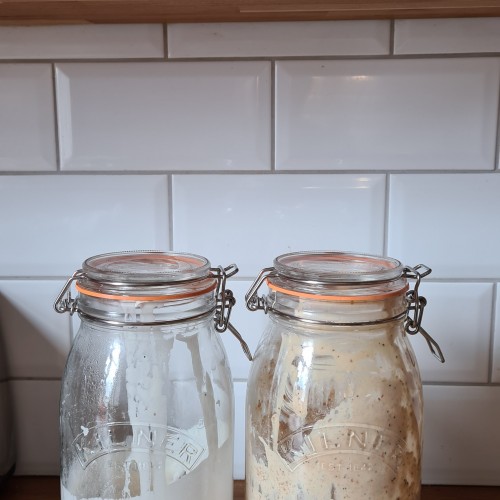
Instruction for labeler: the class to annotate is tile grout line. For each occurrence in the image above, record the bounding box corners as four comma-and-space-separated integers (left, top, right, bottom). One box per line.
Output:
422, 381, 500, 388
389, 19, 396, 55
271, 60, 276, 171
50, 63, 61, 171
167, 174, 174, 251
2, 275, 500, 283
3, 53, 500, 64
11, 377, 500, 388
8, 377, 62, 382
3, 169, 500, 177
163, 24, 169, 60
489, 283, 498, 383
0, 276, 71, 280
494, 76, 500, 170
383, 173, 391, 256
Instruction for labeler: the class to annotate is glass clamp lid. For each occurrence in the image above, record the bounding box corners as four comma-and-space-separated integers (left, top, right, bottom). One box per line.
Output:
273, 251, 405, 284
81, 251, 212, 285
54, 251, 253, 361
246, 252, 409, 310
246, 251, 445, 363
54, 251, 216, 307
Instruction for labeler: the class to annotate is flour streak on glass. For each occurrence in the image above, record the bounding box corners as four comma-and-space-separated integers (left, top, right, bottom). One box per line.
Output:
56, 251, 235, 499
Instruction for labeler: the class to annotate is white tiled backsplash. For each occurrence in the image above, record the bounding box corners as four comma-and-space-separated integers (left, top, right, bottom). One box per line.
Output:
0, 18, 499, 485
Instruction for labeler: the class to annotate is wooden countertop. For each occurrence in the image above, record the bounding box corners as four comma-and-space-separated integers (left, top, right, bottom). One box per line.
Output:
2, 0, 500, 25
1, 477, 500, 499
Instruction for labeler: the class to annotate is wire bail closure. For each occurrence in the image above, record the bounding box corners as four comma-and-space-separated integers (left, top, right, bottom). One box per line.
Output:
55, 263, 253, 361
54, 270, 84, 315
403, 265, 445, 363
246, 261, 445, 363
211, 265, 253, 361
245, 267, 276, 312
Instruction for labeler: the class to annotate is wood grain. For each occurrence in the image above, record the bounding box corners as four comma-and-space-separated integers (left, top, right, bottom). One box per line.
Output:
1, 477, 500, 499
1, 0, 500, 25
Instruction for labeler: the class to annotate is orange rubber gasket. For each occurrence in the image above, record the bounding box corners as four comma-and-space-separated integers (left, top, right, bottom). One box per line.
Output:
267, 280, 409, 302
75, 281, 217, 302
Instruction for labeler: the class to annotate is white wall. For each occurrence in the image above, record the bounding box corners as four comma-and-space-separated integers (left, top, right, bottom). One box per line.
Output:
0, 18, 500, 484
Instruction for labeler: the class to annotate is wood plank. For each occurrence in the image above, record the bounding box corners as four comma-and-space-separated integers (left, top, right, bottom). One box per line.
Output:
1, 0, 500, 26
1, 477, 500, 499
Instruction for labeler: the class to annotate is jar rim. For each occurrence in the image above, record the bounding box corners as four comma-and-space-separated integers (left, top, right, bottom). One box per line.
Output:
273, 251, 404, 284
82, 251, 212, 285
75, 251, 217, 302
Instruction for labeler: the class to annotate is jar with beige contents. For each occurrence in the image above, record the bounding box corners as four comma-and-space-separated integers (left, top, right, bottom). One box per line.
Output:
245, 251, 444, 500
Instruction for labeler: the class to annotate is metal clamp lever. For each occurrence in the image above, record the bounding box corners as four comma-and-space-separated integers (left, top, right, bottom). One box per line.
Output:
245, 267, 276, 312
211, 264, 253, 361
54, 270, 84, 315
227, 322, 253, 361
403, 264, 445, 363
211, 264, 238, 332
417, 325, 446, 364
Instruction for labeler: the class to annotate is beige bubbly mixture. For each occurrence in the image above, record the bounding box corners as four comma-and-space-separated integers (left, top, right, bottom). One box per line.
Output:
247, 320, 422, 500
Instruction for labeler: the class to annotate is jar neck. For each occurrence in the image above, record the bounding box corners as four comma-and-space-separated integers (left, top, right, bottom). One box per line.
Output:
267, 289, 408, 326
76, 291, 216, 326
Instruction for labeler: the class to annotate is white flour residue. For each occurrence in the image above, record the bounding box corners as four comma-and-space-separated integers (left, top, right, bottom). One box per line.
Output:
62, 302, 232, 500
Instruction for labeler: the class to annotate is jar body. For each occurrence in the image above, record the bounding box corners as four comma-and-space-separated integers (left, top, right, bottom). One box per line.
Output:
246, 309, 423, 499
61, 313, 233, 500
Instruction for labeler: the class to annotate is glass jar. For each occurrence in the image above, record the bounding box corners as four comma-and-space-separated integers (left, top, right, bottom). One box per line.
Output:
55, 251, 248, 500
245, 251, 444, 500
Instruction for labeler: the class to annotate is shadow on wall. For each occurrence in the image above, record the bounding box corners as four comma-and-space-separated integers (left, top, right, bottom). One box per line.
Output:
0, 321, 8, 384
0, 310, 16, 481
0, 291, 68, 379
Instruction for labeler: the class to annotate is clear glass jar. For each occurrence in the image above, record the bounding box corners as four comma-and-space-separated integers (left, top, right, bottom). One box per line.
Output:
245, 251, 444, 500
55, 251, 241, 500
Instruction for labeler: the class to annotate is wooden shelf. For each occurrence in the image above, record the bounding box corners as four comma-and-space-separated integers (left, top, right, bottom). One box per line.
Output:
1, 0, 500, 26
2, 477, 500, 499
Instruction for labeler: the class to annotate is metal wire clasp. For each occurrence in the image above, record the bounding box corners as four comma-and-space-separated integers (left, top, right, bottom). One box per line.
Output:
403, 265, 445, 363
54, 270, 84, 315
211, 264, 238, 332
245, 267, 276, 312
211, 265, 253, 361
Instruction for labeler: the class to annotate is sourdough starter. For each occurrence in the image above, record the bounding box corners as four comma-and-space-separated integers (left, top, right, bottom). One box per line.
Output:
247, 320, 422, 500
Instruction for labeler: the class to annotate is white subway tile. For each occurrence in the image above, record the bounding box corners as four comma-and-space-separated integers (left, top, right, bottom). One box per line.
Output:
0, 25, 164, 59
0, 64, 56, 171
388, 174, 500, 278
493, 287, 500, 383
11, 380, 60, 475
0, 175, 169, 276
422, 385, 500, 485
0, 280, 71, 379
276, 58, 499, 171
395, 18, 500, 54
168, 20, 390, 58
172, 174, 386, 277
56, 62, 271, 171
408, 283, 493, 383
220, 281, 267, 380
234, 381, 247, 480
